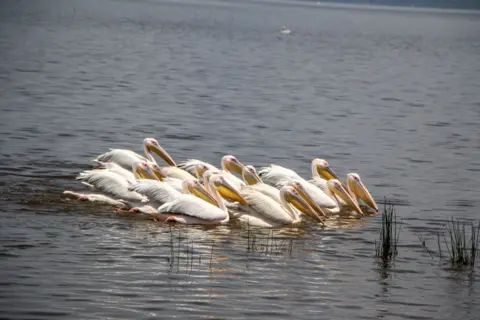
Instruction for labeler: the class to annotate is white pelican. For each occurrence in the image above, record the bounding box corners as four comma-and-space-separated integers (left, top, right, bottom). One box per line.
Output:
202, 168, 248, 206
308, 159, 378, 213
128, 179, 182, 209
192, 155, 246, 191
242, 165, 282, 203
306, 179, 363, 216
346, 173, 379, 213
63, 160, 157, 206
210, 174, 324, 228
156, 178, 230, 225
258, 163, 338, 210
91, 161, 137, 184
280, 26, 292, 35
95, 138, 195, 180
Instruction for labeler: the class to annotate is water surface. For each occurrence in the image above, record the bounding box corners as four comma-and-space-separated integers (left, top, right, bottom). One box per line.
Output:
1, 0, 480, 319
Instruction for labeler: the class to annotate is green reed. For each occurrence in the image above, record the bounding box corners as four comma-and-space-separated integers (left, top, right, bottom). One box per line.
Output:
375, 200, 401, 263
438, 218, 480, 268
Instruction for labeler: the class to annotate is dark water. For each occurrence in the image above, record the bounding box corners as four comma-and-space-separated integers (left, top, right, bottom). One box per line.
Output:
1, 0, 480, 319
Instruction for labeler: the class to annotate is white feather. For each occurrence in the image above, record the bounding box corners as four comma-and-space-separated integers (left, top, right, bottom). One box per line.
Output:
162, 177, 185, 193
93, 162, 136, 184
227, 187, 294, 226
95, 149, 147, 171
259, 164, 337, 209
76, 170, 147, 203
177, 159, 218, 176
248, 183, 281, 203
162, 166, 196, 180
157, 194, 227, 222
129, 180, 181, 208
258, 164, 302, 186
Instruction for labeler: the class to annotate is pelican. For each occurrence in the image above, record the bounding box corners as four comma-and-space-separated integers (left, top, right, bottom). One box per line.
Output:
193, 155, 246, 190
258, 163, 338, 210
346, 173, 378, 213
280, 26, 292, 35
210, 175, 324, 228
308, 159, 378, 213
63, 160, 158, 206
95, 138, 195, 180
156, 178, 229, 225
242, 165, 282, 203
202, 168, 248, 206
304, 179, 363, 216
91, 161, 137, 184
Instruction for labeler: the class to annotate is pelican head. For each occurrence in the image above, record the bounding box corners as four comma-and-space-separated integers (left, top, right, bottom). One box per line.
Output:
182, 179, 218, 207
150, 163, 168, 181
132, 161, 156, 180
289, 181, 326, 219
209, 173, 248, 206
202, 169, 218, 189
312, 158, 340, 181
346, 173, 378, 212
195, 163, 210, 179
242, 165, 262, 185
327, 179, 363, 215
143, 138, 177, 167
280, 186, 324, 223
221, 155, 244, 175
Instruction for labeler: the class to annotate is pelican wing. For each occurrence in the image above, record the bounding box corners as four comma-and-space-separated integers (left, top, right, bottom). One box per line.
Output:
162, 177, 185, 193
309, 177, 331, 196
129, 180, 181, 207
250, 183, 281, 203
240, 188, 293, 224
300, 180, 337, 209
163, 167, 196, 180
93, 162, 136, 184
258, 164, 302, 186
95, 149, 146, 170
76, 170, 147, 202
177, 159, 218, 176
158, 194, 227, 222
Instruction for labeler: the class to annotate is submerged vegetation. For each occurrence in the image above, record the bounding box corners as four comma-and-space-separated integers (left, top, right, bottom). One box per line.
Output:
246, 224, 295, 256
375, 200, 401, 264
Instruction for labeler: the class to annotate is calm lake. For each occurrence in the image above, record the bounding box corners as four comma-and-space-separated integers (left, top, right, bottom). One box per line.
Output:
1, 0, 480, 319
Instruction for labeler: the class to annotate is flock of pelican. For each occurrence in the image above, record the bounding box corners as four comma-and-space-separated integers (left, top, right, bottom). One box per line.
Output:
64, 138, 379, 228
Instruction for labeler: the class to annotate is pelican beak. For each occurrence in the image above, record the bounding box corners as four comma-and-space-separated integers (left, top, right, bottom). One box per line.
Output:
149, 144, 177, 167
291, 182, 327, 219
287, 191, 325, 223
151, 166, 166, 181
213, 178, 248, 206
188, 182, 219, 207
330, 181, 363, 215
144, 166, 158, 180
348, 178, 378, 212
243, 170, 261, 185
226, 159, 245, 175
316, 165, 341, 181
135, 165, 156, 180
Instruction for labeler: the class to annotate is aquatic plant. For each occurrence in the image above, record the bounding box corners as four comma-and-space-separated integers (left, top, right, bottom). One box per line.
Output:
438, 218, 480, 269
246, 223, 294, 256
167, 228, 213, 274
375, 200, 401, 263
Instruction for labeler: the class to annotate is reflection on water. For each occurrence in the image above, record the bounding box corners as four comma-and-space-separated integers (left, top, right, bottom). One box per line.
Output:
1, 0, 480, 318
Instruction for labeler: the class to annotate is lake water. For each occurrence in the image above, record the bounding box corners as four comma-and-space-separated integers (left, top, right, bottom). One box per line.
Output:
1, 0, 480, 319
